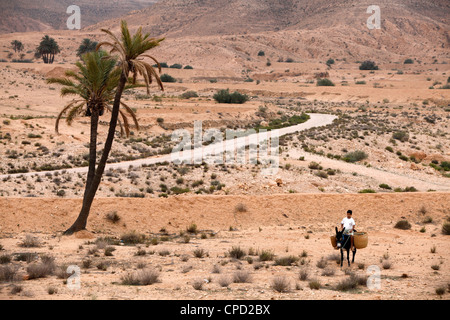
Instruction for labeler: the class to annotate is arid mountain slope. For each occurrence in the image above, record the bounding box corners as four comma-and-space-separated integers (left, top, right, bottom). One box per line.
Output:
82, 0, 450, 65
0, 0, 157, 33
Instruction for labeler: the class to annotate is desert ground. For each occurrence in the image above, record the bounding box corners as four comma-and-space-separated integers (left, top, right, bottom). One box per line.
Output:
0, 193, 449, 300
0, 0, 449, 300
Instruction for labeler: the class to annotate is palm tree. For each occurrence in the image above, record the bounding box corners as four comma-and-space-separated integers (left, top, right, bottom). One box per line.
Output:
63, 20, 165, 235
48, 50, 142, 222
36, 35, 60, 64
76, 38, 98, 58
11, 40, 24, 53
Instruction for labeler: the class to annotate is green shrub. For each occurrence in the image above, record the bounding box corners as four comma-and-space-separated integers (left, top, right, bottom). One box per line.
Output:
379, 184, 391, 190
259, 250, 275, 261
359, 60, 379, 70
170, 186, 190, 195
442, 222, 450, 235
213, 89, 249, 104
153, 62, 168, 68
258, 50, 265, 56
308, 162, 322, 170
184, 65, 193, 69
343, 150, 368, 163
392, 131, 409, 142
404, 59, 414, 64
228, 246, 246, 259
170, 63, 183, 69
187, 223, 198, 234
440, 162, 450, 171
181, 91, 198, 99
394, 220, 411, 230
160, 74, 176, 83
315, 171, 328, 179
359, 189, 376, 193
316, 78, 335, 86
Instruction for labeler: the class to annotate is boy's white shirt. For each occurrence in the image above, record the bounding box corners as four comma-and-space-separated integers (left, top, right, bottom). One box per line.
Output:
341, 217, 355, 233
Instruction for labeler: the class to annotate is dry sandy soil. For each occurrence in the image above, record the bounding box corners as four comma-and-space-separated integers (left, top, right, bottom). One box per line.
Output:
0, 193, 449, 300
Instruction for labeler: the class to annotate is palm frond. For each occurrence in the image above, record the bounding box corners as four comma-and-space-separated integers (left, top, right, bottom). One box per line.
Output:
120, 101, 140, 131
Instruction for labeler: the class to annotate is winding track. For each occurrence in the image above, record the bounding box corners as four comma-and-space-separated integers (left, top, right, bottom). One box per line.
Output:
0, 113, 337, 178
1, 113, 449, 191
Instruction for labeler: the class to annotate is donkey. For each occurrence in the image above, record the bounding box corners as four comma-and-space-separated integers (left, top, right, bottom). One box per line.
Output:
335, 227, 356, 267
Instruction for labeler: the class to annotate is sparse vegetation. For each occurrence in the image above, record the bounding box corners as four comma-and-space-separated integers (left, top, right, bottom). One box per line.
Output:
272, 276, 290, 293
121, 269, 160, 286
394, 220, 412, 230
316, 78, 335, 86
359, 60, 379, 70
213, 89, 249, 104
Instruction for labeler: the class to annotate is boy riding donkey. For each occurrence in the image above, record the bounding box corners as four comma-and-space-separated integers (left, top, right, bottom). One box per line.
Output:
339, 210, 356, 252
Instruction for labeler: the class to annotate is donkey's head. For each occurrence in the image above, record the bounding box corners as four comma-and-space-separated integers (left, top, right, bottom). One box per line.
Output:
335, 227, 344, 244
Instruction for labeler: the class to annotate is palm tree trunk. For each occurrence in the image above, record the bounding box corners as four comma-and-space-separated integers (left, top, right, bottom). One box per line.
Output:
64, 73, 128, 235
83, 104, 98, 199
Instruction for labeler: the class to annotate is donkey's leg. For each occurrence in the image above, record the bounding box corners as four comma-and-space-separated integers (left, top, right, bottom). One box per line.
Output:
347, 249, 351, 267
340, 249, 344, 267
352, 249, 356, 264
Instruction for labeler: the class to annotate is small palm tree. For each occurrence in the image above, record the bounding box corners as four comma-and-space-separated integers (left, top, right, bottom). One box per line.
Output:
11, 40, 24, 53
48, 50, 141, 210
76, 38, 98, 58
63, 20, 164, 235
36, 35, 60, 64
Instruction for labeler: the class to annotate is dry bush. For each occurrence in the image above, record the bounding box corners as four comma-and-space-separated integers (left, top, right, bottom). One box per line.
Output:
193, 248, 206, 258
233, 270, 252, 283
0, 254, 12, 264
120, 231, 146, 245
308, 279, 321, 290
105, 211, 121, 224
299, 268, 309, 281
27, 261, 55, 279
235, 203, 248, 213
327, 253, 340, 263
335, 276, 358, 292
272, 276, 291, 293
19, 235, 41, 248
335, 273, 367, 292
316, 257, 328, 269
321, 267, 335, 277
192, 278, 205, 290
212, 265, 222, 274
218, 275, 232, 287
0, 265, 20, 283
274, 255, 299, 266
55, 265, 71, 280
229, 246, 246, 259
121, 268, 160, 286
10, 284, 23, 295
104, 246, 116, 256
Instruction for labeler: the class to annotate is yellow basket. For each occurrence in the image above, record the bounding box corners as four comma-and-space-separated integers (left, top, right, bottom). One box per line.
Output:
354, 232, 368, 249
